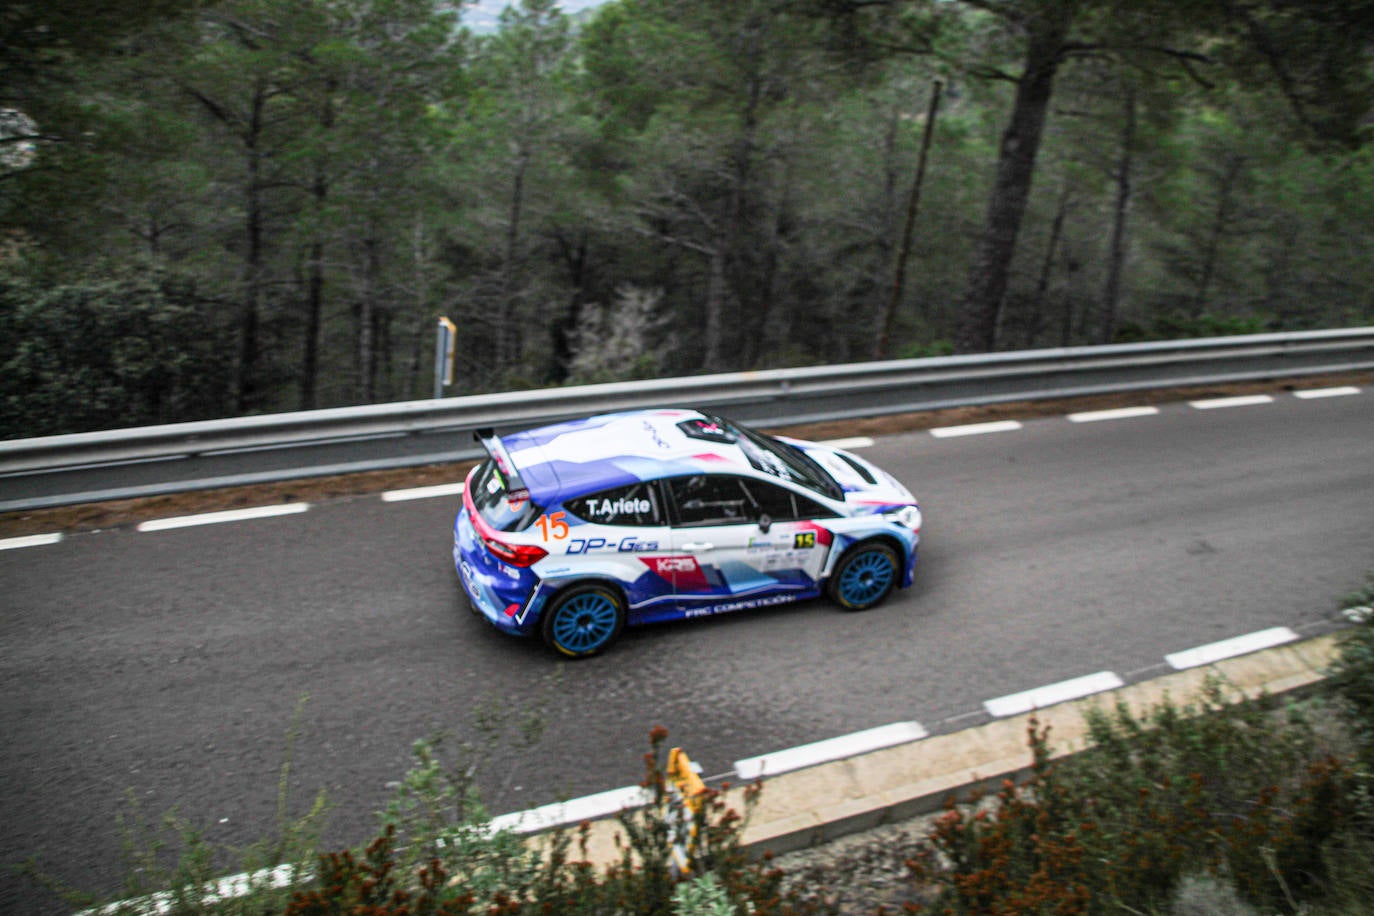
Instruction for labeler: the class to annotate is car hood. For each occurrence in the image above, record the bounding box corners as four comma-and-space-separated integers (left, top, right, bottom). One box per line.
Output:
783, 438, 916, 510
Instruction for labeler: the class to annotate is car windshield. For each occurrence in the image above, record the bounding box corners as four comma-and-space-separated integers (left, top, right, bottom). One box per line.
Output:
470, 460, 544, 532
708, 415, 844, 501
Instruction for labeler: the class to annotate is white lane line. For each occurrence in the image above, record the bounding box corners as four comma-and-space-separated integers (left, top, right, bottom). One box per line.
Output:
819, 436, 876, 450
930, 420, 1023, 438
1189, 394, 1274, 410
137, 503, 310, 532
1068, 406, 1160, 423
1293, 386, 1360, 399
984, 671, 1125, 718
1165, 627, 1298, 670
381, 482, 467, 502
489, 785, 652, 835
79, 863, 303, 916
734, 721, 928, 781
0, 532, 64, 551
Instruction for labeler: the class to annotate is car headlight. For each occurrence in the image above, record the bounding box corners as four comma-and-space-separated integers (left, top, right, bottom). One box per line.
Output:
885, 505, 922, 531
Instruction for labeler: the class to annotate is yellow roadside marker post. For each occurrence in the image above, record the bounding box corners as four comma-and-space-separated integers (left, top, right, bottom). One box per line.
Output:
665, 746, 707, 876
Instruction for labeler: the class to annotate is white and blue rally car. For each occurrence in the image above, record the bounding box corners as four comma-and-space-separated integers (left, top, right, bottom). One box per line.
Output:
453, 409, 921, 657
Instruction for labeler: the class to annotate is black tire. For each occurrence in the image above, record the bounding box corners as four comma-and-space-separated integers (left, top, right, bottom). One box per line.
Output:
827, 542, 899, 611
540, 583, 627, 658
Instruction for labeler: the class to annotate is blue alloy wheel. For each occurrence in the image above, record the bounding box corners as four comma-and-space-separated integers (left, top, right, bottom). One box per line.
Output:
542, 584, 626, 657
829, 543, 898, 611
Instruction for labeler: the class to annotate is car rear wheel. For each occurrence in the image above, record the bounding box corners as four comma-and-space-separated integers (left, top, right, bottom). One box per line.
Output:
541, 584, 626, 658
828, 542, 899, 611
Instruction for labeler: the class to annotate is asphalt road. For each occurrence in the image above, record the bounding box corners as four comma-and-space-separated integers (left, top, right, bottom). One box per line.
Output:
2, 389, 1371, 912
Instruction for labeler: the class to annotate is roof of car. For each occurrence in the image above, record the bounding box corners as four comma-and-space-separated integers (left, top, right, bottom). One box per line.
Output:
498, 408, 757, 503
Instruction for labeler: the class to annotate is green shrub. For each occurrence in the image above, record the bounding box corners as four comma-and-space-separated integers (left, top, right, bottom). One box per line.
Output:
906, 685, 1351, 914
1328, 574, 1374, 763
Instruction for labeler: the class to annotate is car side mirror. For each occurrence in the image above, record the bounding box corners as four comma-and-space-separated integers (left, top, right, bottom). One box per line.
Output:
757, 514, 772, 534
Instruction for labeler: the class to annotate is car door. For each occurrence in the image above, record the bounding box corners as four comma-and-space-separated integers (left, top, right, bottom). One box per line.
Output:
661, 474, 832, 617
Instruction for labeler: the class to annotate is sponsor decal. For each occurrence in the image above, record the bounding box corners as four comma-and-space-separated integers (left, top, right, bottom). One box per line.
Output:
584, 496, 652, 520
641, 555, 712, 591
684, 593, 796, 619
643, 420, 672, 450
567, 536, 661, 554
648, 556, 699, 574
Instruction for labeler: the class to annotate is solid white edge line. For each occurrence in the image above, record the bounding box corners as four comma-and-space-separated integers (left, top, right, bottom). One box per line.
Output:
1293, 386, 1361, 399
1067, 406, 1160, 423
818, 436, 875, 450
1189, 394, 1274, 410
0, 532, 64, 551
1165, 627, 1299, 670
984, 671, 1125, 718
380, 482, 467, 502
734, 721, 928, 781
136, 503, 310, 532
929, 420, 1023, 438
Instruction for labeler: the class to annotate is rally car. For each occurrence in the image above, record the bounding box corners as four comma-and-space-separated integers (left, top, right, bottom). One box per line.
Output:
453, 409, 921, 658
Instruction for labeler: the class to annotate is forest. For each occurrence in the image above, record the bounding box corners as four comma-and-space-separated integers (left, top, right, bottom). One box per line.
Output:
2, 0, 1371, 438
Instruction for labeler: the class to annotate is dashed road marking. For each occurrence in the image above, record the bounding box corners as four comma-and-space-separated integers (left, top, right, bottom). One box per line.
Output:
984, 671, 1125, 718
1068, 406, 1160, 423
734, 721, 928, 781
1189, 394, 1274, 410
1164, 627, 1298, 670
380, 483, 467, 502
136, 503, 311, 532
930, 420, 1023, 438
0, 532, 63, 551
818, 436, 876, 450
1293, 386, 1361, 399
489, 785, 652, 835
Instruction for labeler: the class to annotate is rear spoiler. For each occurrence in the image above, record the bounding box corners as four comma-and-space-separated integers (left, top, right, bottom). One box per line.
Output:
474, 428, 529, 502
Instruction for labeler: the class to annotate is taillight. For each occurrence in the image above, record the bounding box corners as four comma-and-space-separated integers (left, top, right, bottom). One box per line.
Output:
480, 535, 548, 567
464, 474, 547, 567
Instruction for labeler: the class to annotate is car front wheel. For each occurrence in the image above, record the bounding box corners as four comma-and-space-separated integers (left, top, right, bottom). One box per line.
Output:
541, 584, 627, 658
828, 542, 899, 611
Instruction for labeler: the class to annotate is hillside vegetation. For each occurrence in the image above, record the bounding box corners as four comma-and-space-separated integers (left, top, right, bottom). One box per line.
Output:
3, 0, 1372, 437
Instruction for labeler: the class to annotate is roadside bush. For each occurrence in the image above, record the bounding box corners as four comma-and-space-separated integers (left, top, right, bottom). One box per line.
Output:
280, 726, 809, 915
1327, 574, 1374, 764
905, 684, 1351, 914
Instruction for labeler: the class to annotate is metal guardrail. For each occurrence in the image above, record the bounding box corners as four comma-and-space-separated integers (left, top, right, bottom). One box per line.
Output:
1, 328, 1372, 507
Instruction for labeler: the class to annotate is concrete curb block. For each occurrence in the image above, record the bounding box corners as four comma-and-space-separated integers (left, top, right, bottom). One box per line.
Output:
548, 633, 1341, 865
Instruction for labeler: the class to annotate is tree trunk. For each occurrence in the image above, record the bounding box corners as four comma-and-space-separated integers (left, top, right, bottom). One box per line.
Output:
501, 146, 530, 367
1029, 184, 1070, 346
1192, 155, 1244, 318
300, 83, 335, 411
356, 233, 379, 402
235, 86, 268, 414
953, 2, 1076, 353
876, 80, 942, 359
1099, 84, 1135, 345
703, 249, 726, 371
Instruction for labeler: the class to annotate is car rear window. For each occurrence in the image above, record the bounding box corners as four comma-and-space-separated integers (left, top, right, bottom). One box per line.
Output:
470, 460, 543, 532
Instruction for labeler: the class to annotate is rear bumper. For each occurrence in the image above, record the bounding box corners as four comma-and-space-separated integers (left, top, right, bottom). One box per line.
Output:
453, 513, 533, 636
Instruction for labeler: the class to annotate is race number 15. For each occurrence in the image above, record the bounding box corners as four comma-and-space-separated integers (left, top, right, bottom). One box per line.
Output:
536, 511, 569, 541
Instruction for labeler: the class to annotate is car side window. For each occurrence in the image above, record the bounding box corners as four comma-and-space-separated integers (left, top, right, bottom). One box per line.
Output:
740, 478, 840, 522
666, 475, 756, 527
563, 482, 662, 527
